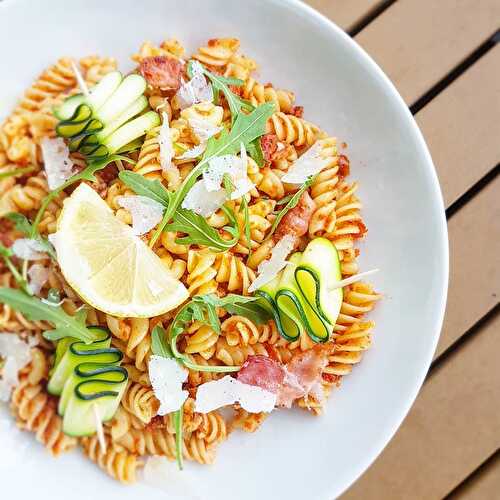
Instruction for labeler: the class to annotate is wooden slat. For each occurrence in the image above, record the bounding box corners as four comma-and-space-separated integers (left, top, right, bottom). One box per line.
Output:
354, 0, 500, 105
416, 45, 500, 207
341, 312, 500, 500
304, 0, 385, 31
452, 452, 500, 500
436, 175, 500, 357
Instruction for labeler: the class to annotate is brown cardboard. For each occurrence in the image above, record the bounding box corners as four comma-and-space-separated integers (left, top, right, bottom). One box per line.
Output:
342, 313, 500, 499
454, 453, 500, 500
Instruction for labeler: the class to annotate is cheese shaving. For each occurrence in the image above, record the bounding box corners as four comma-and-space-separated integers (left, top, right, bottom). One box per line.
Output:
70, 60, 89, 96
248, 235, 295, 293
176, 143, 206, 160
116, 195, 165, 236
188, 117, 221, 143
158, 113, 174, 171
281, 140, 332, 184
175, 61, 213, 110
142, 456, 202, 499
148, 355, 188, 416
27, 263, 49, 295
12, 238, 46, 260
328, 268, 380, 290
0, 334, 32, 402
41, 137, 74, 190
194, 375, 276, 414
181, 179, 227, 217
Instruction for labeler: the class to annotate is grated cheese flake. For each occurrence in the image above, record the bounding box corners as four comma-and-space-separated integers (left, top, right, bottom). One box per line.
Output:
0, 334, 32, 402
158, 113, 175, 171
27, 263, 49, 295
148, 355, 188, 416
248, 235, 295, 293
41, 137, 75, 190
194, 375, 277, 414
181, 179, 227, 217
281, 140, 332, 184
12, 238, 46, 261
116, 195, 165, 236
188, 117, 221, 143
176, 143, 206, 160
175, 61, 213, 110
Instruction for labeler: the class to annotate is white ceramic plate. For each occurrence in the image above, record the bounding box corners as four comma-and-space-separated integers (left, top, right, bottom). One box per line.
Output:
0, 0, 448, 498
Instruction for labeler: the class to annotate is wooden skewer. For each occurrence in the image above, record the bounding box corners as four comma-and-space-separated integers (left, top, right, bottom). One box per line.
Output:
70, 60, 89, 97
92, 403, 106, 454
328, 268, 379, 291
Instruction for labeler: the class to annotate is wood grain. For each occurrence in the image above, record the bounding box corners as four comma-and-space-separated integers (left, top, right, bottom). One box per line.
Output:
354, 0, 500, 105
304, 0, 385, 31
451, 452, 500, 500
436, 175, 500, 357
341, 312, 500, 500
416, 45, 500, 208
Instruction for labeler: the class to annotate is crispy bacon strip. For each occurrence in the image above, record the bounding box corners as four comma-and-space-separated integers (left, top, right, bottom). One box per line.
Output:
139, 55, 184, 90
237, 344, 333, 408
261, 133, 279, 163
273, 191, 316, 244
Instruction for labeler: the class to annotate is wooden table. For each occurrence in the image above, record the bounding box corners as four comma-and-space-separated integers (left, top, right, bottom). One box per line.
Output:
304, 1, 500, 499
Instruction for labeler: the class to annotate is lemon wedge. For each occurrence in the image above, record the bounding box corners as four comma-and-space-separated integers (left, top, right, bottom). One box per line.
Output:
53, 183, 188, 317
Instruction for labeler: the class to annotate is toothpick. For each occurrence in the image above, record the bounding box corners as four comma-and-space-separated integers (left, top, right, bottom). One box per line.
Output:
92, 403, 106, 454
328, 268, 379, 291
70, 60, 89, 97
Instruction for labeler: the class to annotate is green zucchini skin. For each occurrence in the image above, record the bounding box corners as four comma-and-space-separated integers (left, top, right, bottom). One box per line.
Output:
295, 237, 343, 326
53, 94, 86, 121
47, 326, 128, 437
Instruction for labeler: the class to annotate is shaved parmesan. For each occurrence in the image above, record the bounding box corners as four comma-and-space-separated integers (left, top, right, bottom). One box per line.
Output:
12, 238, 46, 260
142, 456, 202, 499
281, 140, 332, 184
328, 268, 380, 290
188, 117, 221, 143
194, 375, 276, 414
148, 355, 188, 416
175, 61, 213, 110
27, 263, 49, 295
176, 143, 206, 160
181, 179, 227, 216
158, 113, 175, 171
41, 137, 74, 190
248, 235, 295, 293
70, 60, 89, 96
116, 195, 164, 235
0, 334, 32, 402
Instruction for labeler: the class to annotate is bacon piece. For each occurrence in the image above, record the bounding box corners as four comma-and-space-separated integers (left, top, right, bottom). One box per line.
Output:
237, 355, 285, 394
261, 134, 279, 163
96, 163, 118, 185
289, 106, 304, 118
139, 56, 184, 90
338, 154, 350, 178
273, 191, 316, 244
277, 344, 333, 408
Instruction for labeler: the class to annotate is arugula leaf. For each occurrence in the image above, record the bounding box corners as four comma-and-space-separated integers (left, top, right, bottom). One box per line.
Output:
246, 138, 265, 167
5, 213, 57, 260
150, 103, 275, 247
0, 245, 30, 294
118, 171, 171, 207
31, 154, 132, 236
151, 325, 174, 358
0, 165, 36, 180
266, 176, 315, 239
240, 196, 252, 255
187, 61, 253, 122
0, 287, 100, 343
168, 293, 270, 371
165, 205, 239, 252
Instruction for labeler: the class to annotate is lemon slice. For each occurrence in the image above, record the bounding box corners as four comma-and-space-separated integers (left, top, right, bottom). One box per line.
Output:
54, 183, 188, 317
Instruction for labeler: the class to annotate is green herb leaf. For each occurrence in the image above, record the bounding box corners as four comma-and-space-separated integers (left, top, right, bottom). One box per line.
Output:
188, 61, 253, 122
32, 154, 132, 236
0, 245, 30, 294
0, 165, 36, 180
240, 196, 252, 255
5, 213, 57, 260
151, 325, 174, 358
150, 103, 275, 247
246, 138, 264, 167
164, 205, 239, 252
118, 171, 172, 207
0, 287, 100, 343
173, 406, 184, 470
266, 176, 315, 240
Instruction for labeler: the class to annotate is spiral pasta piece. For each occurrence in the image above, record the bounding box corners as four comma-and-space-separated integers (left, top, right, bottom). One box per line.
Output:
184, 321, 219, 360
11, 372, 77, 455
266, 112, 321, 147
193, 37, 240, 68
214, 253, 256, 295
215, 337, 268, 366
243, 78, 295, 113
186, 249, 218, 295
132, 39, 185, 63
232, 409, 268, 433
81, 435, 140, 484
121, 382, 159, 424
79, 55, 117, 85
